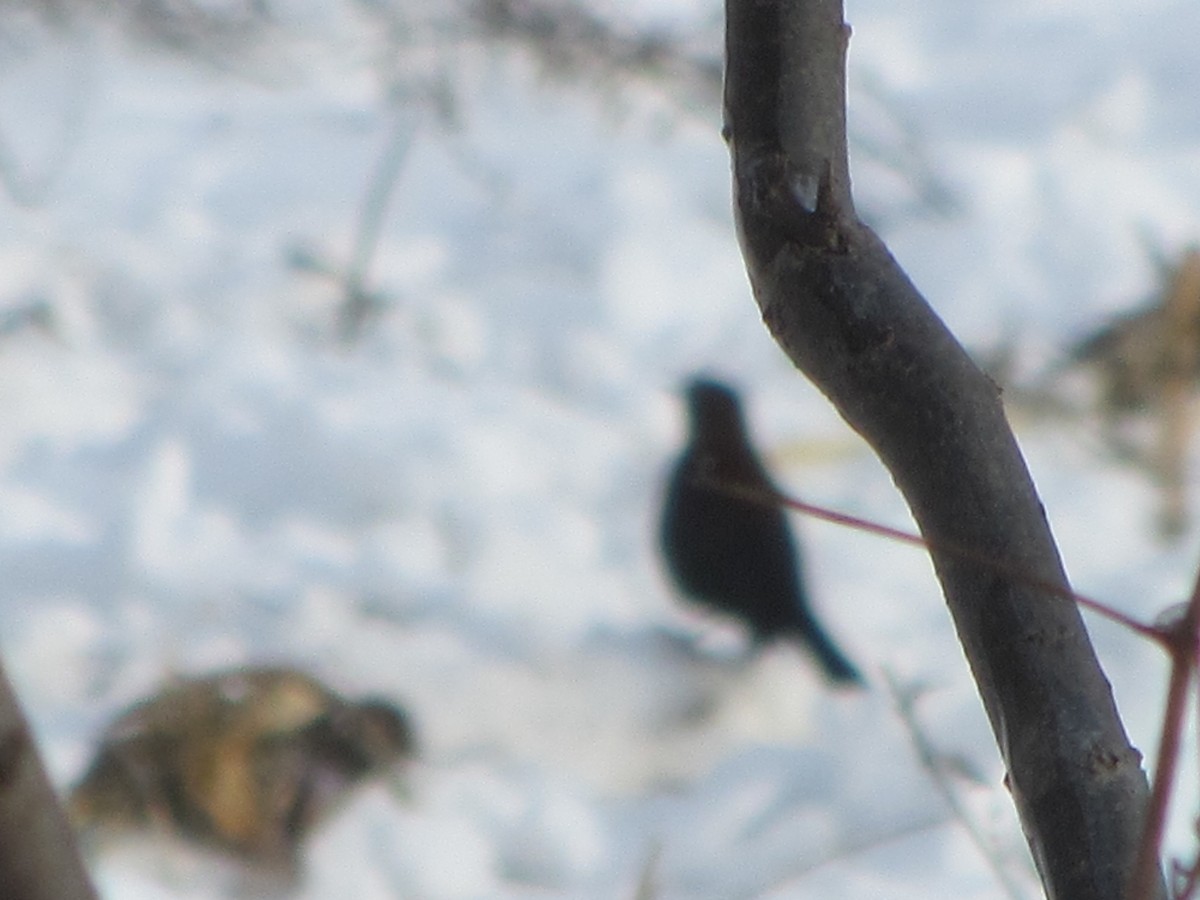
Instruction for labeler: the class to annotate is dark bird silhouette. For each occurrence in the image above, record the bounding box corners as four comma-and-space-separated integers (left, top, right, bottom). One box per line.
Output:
660, 377, 864, 686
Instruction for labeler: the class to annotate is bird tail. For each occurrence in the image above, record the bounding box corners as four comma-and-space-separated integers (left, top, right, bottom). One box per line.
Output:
791, 618, 864, 687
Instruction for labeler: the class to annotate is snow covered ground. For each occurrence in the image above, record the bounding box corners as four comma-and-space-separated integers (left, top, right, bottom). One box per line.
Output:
0, 0, 1198, 896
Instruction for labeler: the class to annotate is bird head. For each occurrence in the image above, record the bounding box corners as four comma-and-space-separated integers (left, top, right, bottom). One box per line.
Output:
685, 376, 741, 419
684, 377, 748, 443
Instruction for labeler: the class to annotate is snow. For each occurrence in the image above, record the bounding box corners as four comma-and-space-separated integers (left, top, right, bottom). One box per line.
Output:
1, 0, 1197, 896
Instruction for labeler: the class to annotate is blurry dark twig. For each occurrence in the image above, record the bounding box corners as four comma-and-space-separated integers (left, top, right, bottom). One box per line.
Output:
337, 115, 417, 343
849, 69, 962, 225
629, 841, 661, 900
1130, 585, 1200, 900
753, 810, 953, 899
884, 669, 1031, 900
471, 0, 722, 110
119, 0, 274, 70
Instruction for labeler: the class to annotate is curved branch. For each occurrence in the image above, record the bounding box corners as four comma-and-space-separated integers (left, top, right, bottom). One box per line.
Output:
722, 2, 1161, 898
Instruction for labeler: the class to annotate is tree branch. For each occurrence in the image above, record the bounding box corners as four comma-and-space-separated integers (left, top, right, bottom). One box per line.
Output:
722, 1, 1161, 897
0, 663, 96, 900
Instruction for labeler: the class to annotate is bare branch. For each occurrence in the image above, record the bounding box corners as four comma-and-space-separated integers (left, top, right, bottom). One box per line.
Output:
0, 662, 97, 900
722, 1, 1162, 897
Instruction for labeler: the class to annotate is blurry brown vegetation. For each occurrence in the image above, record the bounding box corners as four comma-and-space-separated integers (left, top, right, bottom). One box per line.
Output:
991, 246, 1200, 538
1069, 247, 1200, 534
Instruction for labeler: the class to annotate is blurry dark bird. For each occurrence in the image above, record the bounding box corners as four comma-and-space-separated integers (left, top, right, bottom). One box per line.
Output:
69, 666, 416, 880
660, 377, 864, 686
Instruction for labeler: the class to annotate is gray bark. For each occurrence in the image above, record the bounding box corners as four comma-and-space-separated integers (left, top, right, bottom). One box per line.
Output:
722, 1, 1162, 897
0, 662, 97, 900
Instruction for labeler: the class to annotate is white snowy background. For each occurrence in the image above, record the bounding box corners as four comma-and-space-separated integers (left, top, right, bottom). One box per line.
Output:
0, 0, 1197, 897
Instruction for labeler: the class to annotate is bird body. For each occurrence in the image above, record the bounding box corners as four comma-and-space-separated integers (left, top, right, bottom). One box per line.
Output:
69, 667, 416, 875
660, 378, 864, 686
